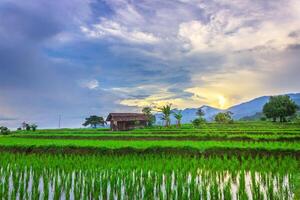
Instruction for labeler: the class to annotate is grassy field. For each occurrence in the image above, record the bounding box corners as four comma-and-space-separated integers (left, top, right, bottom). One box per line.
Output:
0, 122, 299, 199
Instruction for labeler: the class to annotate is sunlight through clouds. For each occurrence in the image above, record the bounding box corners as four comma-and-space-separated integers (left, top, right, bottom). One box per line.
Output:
0, 0, 299, 127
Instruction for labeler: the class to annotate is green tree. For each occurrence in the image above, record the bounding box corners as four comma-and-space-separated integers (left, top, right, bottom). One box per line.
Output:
158, 104, 172, 127
30, 124, 38, 131
0, 126, 10, 135
25, 124, 31, 131
214, 111, 233, 123
173, 111, 183, 128
142, 107, 156, 126
83, 115, 106, 128
263, 95, 298, 122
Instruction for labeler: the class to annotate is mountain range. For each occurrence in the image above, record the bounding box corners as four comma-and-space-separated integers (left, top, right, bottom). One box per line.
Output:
155, 93, 300, 125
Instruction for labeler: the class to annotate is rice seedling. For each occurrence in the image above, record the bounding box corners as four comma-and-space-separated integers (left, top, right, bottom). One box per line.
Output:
0, 153, 298, 200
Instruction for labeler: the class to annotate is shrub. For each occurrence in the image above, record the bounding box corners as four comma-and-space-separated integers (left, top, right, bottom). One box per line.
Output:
214, 112, 234, 123
31, 124, 38, 131
291, 113, 300, 124
260, 117, 267, 121
0, 126, 10, 135
192, 118, 206, 128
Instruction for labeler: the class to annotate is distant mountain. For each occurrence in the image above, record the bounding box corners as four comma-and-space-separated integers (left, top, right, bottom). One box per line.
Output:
239, 112, 264, 121
228, 93, 300, 119
198, 105, 223, 121
155, 93, 300, 124
228, 96, 270, 120
289, 93, 300, 105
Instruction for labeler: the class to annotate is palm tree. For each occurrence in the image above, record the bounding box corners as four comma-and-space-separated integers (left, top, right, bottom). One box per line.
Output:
174, 111, 183, 128
158, 104, 172, 127
83, 115, 106, 128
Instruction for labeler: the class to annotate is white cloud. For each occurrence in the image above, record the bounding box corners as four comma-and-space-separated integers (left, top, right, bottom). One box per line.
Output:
79, 79, 99, 90
81, 18, 160, 44
177, 11, 298, 52
81, 0, 300, 109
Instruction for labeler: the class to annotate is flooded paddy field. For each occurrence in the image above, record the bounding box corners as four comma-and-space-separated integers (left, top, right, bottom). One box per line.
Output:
0, 153, 298, 200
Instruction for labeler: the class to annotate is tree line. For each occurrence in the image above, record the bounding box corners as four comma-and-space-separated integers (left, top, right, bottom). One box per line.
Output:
152, 104, 234, 128
81, 95, 299, 129
0, 122, 38, 135
146, 95, 299, 127
2, 95, 298, 134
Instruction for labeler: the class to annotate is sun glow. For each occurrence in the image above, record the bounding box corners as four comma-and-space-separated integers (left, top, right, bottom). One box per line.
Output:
218, 95, 226, 109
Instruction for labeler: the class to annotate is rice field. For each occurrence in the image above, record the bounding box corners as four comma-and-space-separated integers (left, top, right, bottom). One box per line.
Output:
0, 122, 299, 199
0, 137, 299, 152
0, 153, 298, 200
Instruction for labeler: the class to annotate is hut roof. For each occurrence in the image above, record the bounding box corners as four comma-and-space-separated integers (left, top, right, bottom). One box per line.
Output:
106, 113, 148, 122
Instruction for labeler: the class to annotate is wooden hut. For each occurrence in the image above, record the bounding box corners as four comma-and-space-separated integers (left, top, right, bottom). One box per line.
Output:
106, 113, 148, 131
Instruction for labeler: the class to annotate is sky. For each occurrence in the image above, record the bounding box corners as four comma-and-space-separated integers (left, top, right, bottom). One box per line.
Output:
0, 0, 300, 128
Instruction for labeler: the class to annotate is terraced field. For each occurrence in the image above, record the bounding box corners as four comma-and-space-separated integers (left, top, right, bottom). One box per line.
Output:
2, 122, 299, 155
0, 122, 299, 199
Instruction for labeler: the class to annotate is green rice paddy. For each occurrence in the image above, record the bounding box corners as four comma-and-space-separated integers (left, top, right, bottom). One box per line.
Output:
0, 122, 299, 199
